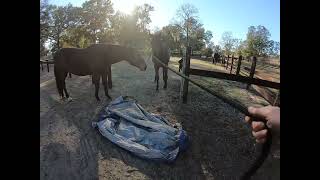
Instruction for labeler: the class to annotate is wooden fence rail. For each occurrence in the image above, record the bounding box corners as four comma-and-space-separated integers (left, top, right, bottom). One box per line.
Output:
40, 59, 54, 72
189, 68, 280, 89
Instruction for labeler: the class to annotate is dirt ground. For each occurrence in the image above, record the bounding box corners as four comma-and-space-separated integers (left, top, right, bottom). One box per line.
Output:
40, 56, 280, 180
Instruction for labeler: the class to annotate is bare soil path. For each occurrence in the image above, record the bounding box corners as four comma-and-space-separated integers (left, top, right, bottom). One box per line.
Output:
40, 57, 279, 180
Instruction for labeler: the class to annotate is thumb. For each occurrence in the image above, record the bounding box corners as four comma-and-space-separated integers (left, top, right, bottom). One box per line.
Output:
248, 106, 269, 120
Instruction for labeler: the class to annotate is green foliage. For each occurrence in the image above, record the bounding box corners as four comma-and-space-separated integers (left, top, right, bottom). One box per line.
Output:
171, 3, 214, 53
41, 0, 155, 54
40, 1, 279, 59
60, 27, 93, 48
267, 40, 280, 57
40, 0, 51, 56
245, 25, 271, 56
161, 25, 184, 51
47, 3, 82, 52
204, 30, 213, 46
220, 31, 236, 56
81, 0, 114, 43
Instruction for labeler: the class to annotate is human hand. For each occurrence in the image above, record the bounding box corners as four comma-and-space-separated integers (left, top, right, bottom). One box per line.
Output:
245, 106, 280, 143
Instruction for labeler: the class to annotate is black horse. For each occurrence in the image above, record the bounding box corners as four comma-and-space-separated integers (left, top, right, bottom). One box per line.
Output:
151, 33, 170, 90
54, 44, 147, 101
178, 58, 183, 72
213, 52, 221, 64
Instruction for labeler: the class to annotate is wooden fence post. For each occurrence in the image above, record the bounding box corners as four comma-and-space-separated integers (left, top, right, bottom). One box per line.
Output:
236, 55, 242, 76
230, 55, 234, 74
246, 56, 257, 89
226, 55, 230, 69
46, 60, 49, 72
180, 46, 191, 103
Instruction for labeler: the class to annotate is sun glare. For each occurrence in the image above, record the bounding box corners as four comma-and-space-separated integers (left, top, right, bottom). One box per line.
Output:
113, 0, 142, 14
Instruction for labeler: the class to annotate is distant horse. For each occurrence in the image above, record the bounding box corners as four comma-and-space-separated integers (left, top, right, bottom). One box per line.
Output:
151, 33, 170, 90
213, 53, 220, 64
54, 44, 147, 101
178, 58, 183, 72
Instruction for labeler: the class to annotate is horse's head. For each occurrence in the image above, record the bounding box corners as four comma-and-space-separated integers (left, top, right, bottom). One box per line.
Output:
151, 32, 163, 48
127, 49, 147, 71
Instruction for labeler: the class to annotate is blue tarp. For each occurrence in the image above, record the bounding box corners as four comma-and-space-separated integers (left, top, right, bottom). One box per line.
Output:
92, 96, 188, 162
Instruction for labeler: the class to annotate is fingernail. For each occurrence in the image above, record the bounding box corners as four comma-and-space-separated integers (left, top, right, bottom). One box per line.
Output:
267, 121, 272, 128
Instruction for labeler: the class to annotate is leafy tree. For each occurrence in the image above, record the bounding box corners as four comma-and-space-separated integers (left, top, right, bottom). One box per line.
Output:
133, 4, 154, 33
234, 39, 245, 56
267, 40, 280, 57
40, 0, 51, 56
60, 26, 93, 48
189, 27, 206, 52
245, 25, 271, 56
114, 4, 154, 50
220, 31, 236, 56
81, 0, 114, 43
204, 30, 213, 46
161, 25, 183, 51
48, 4, 80, 53
174, 3, 201, 47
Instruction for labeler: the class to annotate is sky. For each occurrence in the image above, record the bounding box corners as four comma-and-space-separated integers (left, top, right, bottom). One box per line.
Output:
48, 0, 280, 45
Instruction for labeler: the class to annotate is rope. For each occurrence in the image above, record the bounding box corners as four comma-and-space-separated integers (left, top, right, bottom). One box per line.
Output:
152, 55, 251, 116
152, 54, 272, 180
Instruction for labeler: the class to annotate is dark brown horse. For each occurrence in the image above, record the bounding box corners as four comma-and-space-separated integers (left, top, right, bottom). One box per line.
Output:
54, 44, 147, 101
178, 58, 183, 72
213, 52, 220, 64
151, 33, 170, 90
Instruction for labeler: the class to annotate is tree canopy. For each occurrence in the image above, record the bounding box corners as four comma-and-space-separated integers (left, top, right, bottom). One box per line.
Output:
40, 1, 279, 58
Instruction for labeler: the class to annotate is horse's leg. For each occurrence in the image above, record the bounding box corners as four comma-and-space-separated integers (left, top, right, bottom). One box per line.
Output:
55, 72, 65, 99
102, 71, 111, 99
63, 72, 70, 99
107, 65, 112, 89
92, 73, 101, 101
163, 65, 168, 89
56, 78, 64, 99
154, 64, 160, 91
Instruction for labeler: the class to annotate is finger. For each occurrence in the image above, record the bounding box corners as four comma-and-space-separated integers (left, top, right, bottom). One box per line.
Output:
248, 106, 270, 119
256, 138, 266, 144
252, 121, 265, 131
252, 129, 268, 139
245, 116, 251, 123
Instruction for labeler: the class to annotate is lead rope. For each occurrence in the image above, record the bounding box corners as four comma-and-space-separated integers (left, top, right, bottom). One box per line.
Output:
151, 55, 272, 179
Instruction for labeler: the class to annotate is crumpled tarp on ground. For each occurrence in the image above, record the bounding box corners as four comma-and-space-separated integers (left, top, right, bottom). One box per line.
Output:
92, 96, 188, 162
